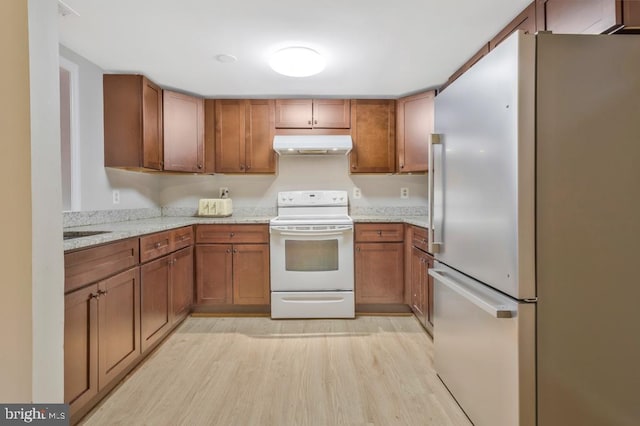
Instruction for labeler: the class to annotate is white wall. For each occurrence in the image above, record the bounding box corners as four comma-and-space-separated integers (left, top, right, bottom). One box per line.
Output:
29, 0, 65, 402
161, 155, 428, 210
59, 46, 161, 211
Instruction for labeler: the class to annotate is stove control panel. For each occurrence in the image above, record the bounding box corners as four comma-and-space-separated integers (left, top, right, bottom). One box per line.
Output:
277, 190, 348, 207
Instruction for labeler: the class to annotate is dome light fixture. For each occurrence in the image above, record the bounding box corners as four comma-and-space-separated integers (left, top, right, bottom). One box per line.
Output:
269, 47, 325, 77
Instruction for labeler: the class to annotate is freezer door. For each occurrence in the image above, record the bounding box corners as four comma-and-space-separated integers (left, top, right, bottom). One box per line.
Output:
432, 31, 536, 300
430, 263, 535, 426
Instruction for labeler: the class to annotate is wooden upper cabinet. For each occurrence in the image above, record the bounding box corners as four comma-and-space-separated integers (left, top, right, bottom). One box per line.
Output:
490, 2, 537, 50
349, 99, 396, 174
104, 74, 163, 170
163, 90, 205, 173
214, 99, 275, 174
245, 99, 276, 173
536, 0, 640, 34
396, 91, 434, 173
275, 99, 350, 129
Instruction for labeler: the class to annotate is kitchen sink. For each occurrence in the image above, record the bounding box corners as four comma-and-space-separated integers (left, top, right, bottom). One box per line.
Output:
63, 230, 110, 240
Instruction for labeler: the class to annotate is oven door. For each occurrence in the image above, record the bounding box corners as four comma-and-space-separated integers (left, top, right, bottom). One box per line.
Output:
270, 225, 354, 291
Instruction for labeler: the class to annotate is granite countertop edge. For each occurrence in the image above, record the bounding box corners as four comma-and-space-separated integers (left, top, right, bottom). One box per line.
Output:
64, 215, 430, 252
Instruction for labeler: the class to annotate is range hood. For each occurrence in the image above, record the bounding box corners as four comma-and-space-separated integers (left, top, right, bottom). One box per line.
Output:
273, 135, 352, 155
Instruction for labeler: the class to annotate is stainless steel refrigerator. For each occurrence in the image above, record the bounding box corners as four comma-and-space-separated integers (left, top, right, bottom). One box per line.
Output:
428, 31, 640, 426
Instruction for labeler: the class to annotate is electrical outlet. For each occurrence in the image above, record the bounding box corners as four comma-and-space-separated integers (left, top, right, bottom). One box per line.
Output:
400, 187, 409, 199
219, 187, 229, 198
112, 190, 120, 204
353, 187, 362, 199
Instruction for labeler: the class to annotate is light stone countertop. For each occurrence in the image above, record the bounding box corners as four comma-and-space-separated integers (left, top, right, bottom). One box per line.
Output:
64, 215, 430, 252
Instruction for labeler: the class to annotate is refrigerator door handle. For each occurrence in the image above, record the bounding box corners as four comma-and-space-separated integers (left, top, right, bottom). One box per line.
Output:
428, 133, 444, 253
429, 269, 513, 318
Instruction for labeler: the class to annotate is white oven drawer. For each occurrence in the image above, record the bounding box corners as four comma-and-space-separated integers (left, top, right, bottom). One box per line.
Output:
271, 291, 355, 319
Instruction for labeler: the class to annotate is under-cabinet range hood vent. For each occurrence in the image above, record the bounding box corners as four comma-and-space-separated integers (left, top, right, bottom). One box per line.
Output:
273, 135, 352, 155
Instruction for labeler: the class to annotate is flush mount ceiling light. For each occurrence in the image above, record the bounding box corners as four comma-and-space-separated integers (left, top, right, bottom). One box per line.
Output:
269, 47, 326, 77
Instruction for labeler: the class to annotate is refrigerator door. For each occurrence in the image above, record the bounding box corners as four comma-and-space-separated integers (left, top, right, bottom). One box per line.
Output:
433, 31, 536, 300
430, 262, 535, 426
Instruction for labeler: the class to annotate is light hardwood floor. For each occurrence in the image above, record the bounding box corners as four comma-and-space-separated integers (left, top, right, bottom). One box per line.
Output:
81, 316, 471, 426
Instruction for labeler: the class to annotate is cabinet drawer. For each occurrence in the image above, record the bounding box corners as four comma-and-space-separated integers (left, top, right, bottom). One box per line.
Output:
65, 239, 139, 293
196, 224, 269, 244
355, 223, 404, 242
140, 231, 172, 263
411, 226, 429, 253
171, 226, 194, 251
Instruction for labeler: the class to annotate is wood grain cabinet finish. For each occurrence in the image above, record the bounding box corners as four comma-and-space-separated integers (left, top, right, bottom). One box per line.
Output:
213, 99, 275, 174
275, 99, 350, 129
354, 223, 404, 304
98, 268, 141, 386
64, 284, 99, 417
408, 226, 434, 334
104, 74, 163, 170
64, 238, 139, 293
350, 99, 396, 174
195, 224, 270, 306
396, 91, 435, 173
140, 233, 195, 352
65, 267, 141, 396
537, 0, 640, 34
140, 255, 172, 353
163, 90, 206, 173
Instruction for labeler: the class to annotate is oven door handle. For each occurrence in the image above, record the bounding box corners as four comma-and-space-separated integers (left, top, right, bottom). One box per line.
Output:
273, 230, 350, 237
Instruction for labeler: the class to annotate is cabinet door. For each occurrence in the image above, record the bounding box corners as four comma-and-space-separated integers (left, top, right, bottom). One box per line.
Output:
275, 99, 313, 128
215, 99, 246, 173
142, 77, 163, 170
426, 255, 434, 328
245, 99, 275, 173
64, 284, 99, 415
355, 242, 404, 303
195, 244, 233, 304
163, 90, 204, 172
397, 91, 434, 173
140, 257, 172, 353
350, 100, 396, 173
537, 0, 620, 34
97, 268, 140, 388
313, 99, 351, 128
233, 244, 270, 305
171, 246, 194, 323
410, 247, 426, 320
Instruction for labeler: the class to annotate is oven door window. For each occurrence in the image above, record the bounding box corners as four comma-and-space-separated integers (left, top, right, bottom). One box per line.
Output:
285, 239, 339, 271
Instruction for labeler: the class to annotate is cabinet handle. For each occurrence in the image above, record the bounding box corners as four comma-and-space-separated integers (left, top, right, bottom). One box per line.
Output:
351, 165, 356, 169
230, 232, 235, 237
226, 249, 231, 254
308, 120, 312, 125
314, 120, 318, 125
97, 289, 108, 296
233, 249, 238, 254
240, 165, 245, 171
377, 230, 382, 236
246, 165, 251, 170
197, 164, 203, 169
356, 247, 360, 252
90, 292, 99, 299
400, 163, 404, 169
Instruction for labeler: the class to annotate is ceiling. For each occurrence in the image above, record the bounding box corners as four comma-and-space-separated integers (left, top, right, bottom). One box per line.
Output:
57, 0, 531, 98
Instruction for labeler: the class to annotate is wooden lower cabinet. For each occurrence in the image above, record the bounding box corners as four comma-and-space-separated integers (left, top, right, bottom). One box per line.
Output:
409, 227, 434, 334
195, 243, 270, 306
172, 246, 194, 322
141, 246, 194, 352
64, 267, 141, 418
355, 242, 404, 304
64, 284, 99, 415
140, 256, 171, 353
